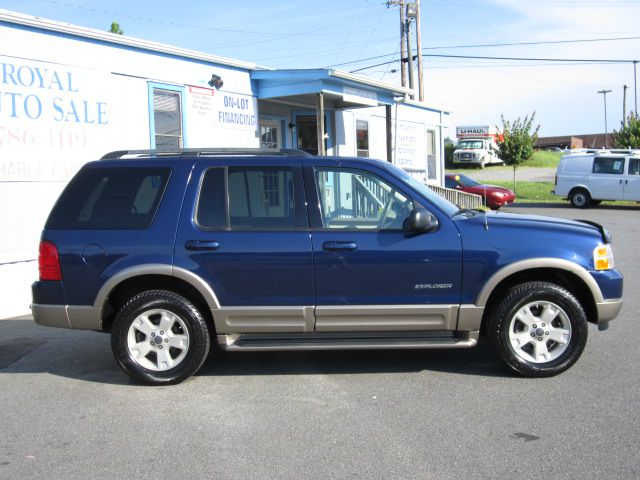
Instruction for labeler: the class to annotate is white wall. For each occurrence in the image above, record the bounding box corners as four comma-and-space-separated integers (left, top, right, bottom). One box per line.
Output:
337, 104, 448, 184
0, 23, 257, 318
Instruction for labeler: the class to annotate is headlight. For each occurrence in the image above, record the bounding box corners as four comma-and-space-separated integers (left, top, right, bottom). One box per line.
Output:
594, 244, 614, 270
492, 192, 506, 198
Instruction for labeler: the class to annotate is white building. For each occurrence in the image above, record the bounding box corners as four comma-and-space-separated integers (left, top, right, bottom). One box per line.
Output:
0, 9, 450, 318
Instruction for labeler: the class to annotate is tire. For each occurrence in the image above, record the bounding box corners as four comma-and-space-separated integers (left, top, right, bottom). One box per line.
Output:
487, 282, 588, 377
569, 188, 590, 208
111, 290, 210, 385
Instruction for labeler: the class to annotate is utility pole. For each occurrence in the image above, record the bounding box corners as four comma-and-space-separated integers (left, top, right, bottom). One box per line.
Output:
406, 15, 414, 98
405, 2, 419, 100
388, 1, 424, 101
623, 84, 628, 125
598, 89, 612, 148
415, 0, 424, 102
387, 1, 407, 88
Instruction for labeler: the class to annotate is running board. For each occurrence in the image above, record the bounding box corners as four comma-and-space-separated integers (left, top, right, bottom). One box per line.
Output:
217, 331, 479, 352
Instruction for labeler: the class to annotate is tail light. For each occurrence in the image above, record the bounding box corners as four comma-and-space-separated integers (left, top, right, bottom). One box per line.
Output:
39, 241, 62, 281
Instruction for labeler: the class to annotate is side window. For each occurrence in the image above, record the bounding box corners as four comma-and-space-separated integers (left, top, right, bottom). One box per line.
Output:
196, 168, 226, 228
629, 158, 640, 176
46, 168, 170, 229
315, 168, 413, 230
228, 167, 295, 229
593, 157, 624, 174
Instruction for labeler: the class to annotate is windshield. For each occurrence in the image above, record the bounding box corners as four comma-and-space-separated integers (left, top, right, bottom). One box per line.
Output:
384, 163, 459, 217
458, 140, 483, 149
453, 174, 481, 188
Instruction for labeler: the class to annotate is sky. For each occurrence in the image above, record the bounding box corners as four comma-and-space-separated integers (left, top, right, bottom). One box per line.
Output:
2, 0, 639, 138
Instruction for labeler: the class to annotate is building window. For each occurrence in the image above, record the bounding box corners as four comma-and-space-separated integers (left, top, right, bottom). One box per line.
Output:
356, 119, 369, 157
152, 88, 183, 150
259, 119, 281, 149
426, 129, 437, 181
427, 130, 436, 155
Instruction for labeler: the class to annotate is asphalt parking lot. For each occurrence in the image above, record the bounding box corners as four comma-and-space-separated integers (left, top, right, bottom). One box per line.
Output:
1, 204, 638, 480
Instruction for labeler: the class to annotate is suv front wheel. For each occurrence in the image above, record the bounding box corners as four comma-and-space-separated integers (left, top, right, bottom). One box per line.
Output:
488, 282, 588, 377
111, 290, 210, 385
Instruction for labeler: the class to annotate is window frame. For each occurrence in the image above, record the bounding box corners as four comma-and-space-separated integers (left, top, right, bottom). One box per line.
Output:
356, 119, 369, 157
628, 157, 640, 176
592, 156, 625, 175
194, 164, 309, 232
45, 166, 171, 230
310, 166, 415, 232
148, 82, 188, 150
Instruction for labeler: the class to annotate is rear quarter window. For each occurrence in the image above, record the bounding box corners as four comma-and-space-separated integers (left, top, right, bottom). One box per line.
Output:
46, 167, 171, 229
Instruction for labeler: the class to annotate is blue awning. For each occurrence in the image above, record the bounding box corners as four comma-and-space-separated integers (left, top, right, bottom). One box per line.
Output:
251, 69, 410, 108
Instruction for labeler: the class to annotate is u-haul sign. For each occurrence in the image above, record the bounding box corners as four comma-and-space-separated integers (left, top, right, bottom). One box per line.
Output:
456, 125, 494, 138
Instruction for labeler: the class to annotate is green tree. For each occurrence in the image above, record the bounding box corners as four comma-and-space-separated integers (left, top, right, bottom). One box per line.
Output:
496, 113, 540, 193
444, 141, 456, 167
613, 112, 640, 148
109, 21, 124, 35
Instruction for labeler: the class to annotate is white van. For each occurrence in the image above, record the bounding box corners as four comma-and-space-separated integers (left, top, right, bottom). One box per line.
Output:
553, 152, 640, 208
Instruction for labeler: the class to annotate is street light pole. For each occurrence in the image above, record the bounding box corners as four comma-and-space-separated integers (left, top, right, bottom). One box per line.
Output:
634, 60, 638, 114
598, 89, 612, 148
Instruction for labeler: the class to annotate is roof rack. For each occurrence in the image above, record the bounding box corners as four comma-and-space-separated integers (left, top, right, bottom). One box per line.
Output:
101, 148, 312, 160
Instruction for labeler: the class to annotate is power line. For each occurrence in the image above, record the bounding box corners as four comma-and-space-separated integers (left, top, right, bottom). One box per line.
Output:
350, 53, 637, 73
426, 53, 634, 63
328, 35, 640, 69
35, 0, 384, 38
425, 35, 640, 50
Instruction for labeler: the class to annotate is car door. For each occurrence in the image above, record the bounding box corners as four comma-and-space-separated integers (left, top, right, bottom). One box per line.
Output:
589, 156, 625, 200
623, 157, 640, 201
305, 160, 463, 332
174, 157, 315, 334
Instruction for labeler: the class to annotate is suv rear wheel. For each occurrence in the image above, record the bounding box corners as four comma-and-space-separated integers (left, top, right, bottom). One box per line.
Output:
111, 290, 210, 385
488, 282, 588, 377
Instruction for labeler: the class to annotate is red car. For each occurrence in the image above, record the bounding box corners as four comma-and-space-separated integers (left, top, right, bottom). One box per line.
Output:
445, 173, 515, 209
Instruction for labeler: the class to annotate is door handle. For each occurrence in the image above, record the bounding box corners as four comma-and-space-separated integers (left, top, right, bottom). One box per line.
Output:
185, 240, 220, 251
322, 241, 358, 252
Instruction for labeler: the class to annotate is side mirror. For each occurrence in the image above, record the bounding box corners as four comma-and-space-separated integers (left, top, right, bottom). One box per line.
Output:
406, 208, 438, 233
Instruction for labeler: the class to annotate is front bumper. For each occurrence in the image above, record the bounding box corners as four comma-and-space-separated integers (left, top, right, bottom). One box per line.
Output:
596, 298, 623, 324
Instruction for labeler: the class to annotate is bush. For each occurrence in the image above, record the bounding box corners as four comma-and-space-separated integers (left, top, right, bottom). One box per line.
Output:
613, 113, 640, 148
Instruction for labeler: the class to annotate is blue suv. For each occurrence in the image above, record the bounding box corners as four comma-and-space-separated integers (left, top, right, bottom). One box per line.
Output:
32, 149, 623, 384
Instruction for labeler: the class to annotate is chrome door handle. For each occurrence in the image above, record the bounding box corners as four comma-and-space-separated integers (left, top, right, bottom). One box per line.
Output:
322, 241, 358, 252
185, 240, 220, 251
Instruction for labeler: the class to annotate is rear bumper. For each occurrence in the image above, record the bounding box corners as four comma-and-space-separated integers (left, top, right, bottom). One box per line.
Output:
31, 304, 102, 330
